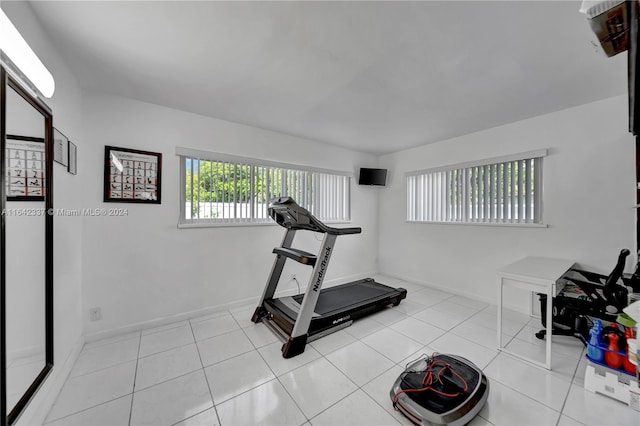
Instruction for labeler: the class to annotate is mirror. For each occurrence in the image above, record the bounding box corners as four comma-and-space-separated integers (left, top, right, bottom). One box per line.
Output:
1, 67, 54, 425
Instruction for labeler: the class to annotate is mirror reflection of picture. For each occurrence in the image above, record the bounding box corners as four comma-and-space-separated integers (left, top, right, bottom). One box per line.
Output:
5, 136, 45, 201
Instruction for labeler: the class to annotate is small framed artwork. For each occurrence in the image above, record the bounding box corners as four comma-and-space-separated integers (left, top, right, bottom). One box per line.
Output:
5, 135, 46, 201
53, 128, 69, 167
68, 141, 77, 175
104, 146, 162, 204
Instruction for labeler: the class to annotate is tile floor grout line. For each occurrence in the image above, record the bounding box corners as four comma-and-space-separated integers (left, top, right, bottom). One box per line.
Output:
75, 334, 141, 355
238, 309, 350, 424
138, 340, 197, 360
331, 316, 450, 422
359, 365, 406, 425
310, 353, 404, 425
42, 359, 139, 423
189, 310, 234, 325
65, 357, 139, 381
127, 330, 142, 426
140, 321, 192, 337
291, 349, 361, 424
483, 368, 564, 417
188, 319, 222, 426
45, 282, 634, 426
169, 407, 214, 426
242, 308, 368, 424
271, 355, 317, 422
66, 335, 204, 382
189, 323, 247, 345
136, 324, 247, 363
81, 331, 142, 351
556, 346, 587, 425
132, 365, 205, 394
353, 333, 403, 365
43, 393, 135, 425
307, 387, 372, 425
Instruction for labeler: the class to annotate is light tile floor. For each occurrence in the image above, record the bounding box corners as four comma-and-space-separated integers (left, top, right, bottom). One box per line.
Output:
45, 276, 639, 425
7, 352, 46, 412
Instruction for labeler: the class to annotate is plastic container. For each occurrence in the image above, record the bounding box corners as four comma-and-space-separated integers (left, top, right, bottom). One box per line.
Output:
586, 340, 636, 377
629, 338, 637, 365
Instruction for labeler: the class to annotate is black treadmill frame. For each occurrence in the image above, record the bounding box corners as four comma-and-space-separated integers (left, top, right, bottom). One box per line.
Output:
265, 278, 407, 338
251, 197, 407, 358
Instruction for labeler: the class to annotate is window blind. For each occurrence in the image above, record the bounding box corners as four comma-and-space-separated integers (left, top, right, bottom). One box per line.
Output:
177, 148, 351, 226
406, 150, 546, 224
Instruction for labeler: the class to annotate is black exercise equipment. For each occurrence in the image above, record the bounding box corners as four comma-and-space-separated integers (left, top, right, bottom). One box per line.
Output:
390, 353, 489, 426
251, 197, 407, 358
536, 249, 640, 343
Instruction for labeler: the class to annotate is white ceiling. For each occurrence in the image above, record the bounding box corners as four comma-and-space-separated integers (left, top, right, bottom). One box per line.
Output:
26, 0, 627, 155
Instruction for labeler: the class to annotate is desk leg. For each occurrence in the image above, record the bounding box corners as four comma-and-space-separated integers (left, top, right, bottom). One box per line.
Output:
497, 277, 503, 350
545, 286, 553, 370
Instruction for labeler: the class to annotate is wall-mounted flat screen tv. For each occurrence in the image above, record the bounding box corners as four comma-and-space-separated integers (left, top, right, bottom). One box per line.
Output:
358, 168, 387, 186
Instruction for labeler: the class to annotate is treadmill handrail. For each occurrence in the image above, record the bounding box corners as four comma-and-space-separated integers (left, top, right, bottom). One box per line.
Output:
269, 196, 361, 235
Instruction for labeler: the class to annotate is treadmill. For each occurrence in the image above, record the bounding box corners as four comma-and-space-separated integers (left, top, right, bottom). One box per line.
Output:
251, 197, 407, 358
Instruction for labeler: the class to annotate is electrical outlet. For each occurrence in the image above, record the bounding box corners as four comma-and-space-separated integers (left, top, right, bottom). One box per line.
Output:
289, 273, 297, 281
89, 307, 102, 321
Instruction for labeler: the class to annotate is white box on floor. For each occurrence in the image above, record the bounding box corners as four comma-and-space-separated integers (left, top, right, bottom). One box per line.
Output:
584, 362, 640, 410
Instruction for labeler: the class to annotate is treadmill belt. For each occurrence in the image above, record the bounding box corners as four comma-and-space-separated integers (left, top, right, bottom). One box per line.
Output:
292, 281, 390, 315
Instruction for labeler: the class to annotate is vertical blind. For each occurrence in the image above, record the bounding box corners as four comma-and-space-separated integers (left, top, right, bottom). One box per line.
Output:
406, 150, 546, 224
176, 148, 351, 225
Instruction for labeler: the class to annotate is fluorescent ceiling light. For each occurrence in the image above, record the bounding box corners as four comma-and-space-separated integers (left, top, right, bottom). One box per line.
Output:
0, 8, 55, 97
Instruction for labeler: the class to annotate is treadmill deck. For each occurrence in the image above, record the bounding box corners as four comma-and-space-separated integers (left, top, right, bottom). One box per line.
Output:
263, 278, 406, 336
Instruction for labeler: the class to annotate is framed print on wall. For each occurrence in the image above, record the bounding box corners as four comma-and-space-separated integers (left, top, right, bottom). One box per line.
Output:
5, 135, 46, 201
68, 141, 77, 175
53, 127, 68, 166
103, 146, 162, 204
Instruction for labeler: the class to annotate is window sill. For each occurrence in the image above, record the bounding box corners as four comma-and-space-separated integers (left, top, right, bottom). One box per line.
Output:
406, 221, 548, 228
177, 220, 352, 229
177, 221, 275, 229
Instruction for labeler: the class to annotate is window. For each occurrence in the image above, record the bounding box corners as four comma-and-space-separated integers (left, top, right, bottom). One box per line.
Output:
176, 148, 351, 226
406, 150, 546, 225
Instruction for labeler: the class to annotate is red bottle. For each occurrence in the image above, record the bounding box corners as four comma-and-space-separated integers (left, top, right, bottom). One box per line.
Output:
605, 333, 623, 369
623, 328, 637, 375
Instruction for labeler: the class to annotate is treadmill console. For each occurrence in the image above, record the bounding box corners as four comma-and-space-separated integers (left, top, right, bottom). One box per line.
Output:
268, 197, 361, 235
269, 197, 320, 232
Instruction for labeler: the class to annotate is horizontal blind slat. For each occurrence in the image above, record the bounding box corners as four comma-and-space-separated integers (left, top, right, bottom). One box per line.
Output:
180, 155, 351, 225
407, 154, 544, 225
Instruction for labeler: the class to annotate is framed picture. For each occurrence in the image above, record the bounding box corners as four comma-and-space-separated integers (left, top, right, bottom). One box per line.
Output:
53, 128, 68, 166
68, 141, 77, 175
5, 135, 46, 201
104, 146, 162, 204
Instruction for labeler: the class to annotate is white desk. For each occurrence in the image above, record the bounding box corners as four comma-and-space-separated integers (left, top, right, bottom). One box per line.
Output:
497, 256, 575, 370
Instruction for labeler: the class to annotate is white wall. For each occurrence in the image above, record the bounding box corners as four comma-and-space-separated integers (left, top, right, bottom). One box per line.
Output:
3, 2, 85, 424
80, 92, 379, 336
4, 1, 637, 421
378, 95, 636, 304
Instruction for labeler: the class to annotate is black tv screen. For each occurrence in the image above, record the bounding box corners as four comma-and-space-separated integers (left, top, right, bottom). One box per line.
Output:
358, 168, 387, 186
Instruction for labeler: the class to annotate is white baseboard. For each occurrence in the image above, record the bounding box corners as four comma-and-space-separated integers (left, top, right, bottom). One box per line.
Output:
7, 345, 45, 365
84, 270, 379, 344
85, 270, 502, 345
83, 295, 260, 343
380, 271, 497, 306
323, 270, 378, 287
15, 336, 84, 426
